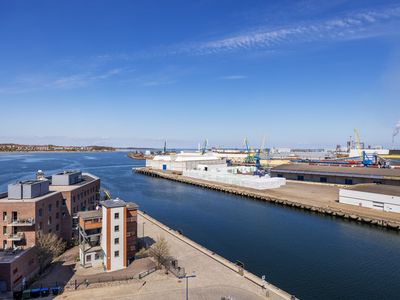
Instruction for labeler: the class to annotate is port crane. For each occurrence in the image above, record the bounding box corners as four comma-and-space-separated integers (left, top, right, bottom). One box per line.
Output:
201, 139, 208, 155
162, 140, 167, 154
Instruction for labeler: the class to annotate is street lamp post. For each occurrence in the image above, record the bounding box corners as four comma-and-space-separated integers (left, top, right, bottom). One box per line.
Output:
179, 273, 196, 300
142, 221, 146, 248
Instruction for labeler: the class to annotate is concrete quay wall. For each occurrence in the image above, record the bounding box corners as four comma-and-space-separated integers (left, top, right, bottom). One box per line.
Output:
139, 210, 297, 300
135, 167, 400, 231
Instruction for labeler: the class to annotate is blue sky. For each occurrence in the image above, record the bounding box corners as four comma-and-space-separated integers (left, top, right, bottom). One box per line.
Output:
1, 0, 400, 148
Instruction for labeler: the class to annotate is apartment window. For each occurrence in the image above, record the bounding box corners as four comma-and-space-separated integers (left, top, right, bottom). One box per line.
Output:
86, 255, 91, 262
48, 204, 52, 212
12, 211, 17, 222
13, 268, 18, 275
73, 196, 75, 203
277, 174, 283, 178
95, 253, 100, 260
56, 212, 59, 219
62, 212, 66, 218
297, 175, 304, 181
2, 212, 7, 221
114, 213, 119, 219
39, 222, 42, 230
62, 199, 66, 206
38, 208, 43, 217
48, 216, 52, 225
56, 224, 59, 231
114, 225, 119, 232
2, 226, 6, 234
56, 201, 59, 208
114, 251, 119, 257
114, 238, 119, 245
345, 179, 353, 185
320, 177, 327, 183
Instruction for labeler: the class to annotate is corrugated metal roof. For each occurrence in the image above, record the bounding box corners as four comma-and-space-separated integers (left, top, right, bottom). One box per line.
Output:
271, 164, 400, 179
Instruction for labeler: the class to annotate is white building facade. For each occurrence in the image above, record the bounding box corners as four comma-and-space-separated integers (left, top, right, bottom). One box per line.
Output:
146, 152, 227, 172
101, 199, 127, 271
339, 185, 400, 213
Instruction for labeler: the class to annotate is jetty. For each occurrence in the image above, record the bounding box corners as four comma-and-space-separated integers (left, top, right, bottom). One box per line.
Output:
136, 167, 400, 230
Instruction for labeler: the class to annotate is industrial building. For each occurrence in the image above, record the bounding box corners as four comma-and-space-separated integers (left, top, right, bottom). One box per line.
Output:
0, 170, 100, 292
77, 198, 138, 271
146, 152, 227, 172
339, 184, 400, 213
270, 164, 400, 185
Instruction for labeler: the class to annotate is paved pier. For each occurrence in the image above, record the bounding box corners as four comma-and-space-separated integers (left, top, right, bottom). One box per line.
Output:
136, 167, 400, 230
59, 211, 296, 300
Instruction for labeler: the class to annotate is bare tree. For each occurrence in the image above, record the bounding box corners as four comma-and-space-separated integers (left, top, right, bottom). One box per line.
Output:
36, 233, 66, 273
148, 236, 170, 268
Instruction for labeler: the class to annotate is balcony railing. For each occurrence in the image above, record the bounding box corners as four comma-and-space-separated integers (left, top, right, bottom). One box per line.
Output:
7, 218, 35, 227
6, 232, 25, 241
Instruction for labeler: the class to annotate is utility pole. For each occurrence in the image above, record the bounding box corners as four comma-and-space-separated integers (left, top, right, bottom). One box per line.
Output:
179, 273, 196, 300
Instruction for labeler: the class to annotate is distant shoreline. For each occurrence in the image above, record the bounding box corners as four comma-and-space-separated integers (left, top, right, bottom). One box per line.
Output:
0, 151, 117, 154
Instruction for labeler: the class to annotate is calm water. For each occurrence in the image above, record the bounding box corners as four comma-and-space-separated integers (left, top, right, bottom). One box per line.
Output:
1, 152, 400, 300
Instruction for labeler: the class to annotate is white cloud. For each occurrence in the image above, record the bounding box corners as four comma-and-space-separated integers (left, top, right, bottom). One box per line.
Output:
177, 5, 400, 55
219, 75, 247, 80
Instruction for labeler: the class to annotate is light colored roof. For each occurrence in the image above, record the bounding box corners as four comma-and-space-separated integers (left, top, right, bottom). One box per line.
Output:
49, 173, 99, 192
271, 164, 400, 179
0, 191, 60, 203
152, 152, 221, 162
78, 210, 102, 219
344, 184, 400, 196
101, 198, 126, 208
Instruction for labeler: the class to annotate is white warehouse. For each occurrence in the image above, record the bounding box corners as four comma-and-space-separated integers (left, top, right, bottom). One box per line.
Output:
339, 184, 400, 213
146, 152, 227, 172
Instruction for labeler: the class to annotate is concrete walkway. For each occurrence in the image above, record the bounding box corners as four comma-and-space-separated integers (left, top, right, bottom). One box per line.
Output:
59, 212, 296, 300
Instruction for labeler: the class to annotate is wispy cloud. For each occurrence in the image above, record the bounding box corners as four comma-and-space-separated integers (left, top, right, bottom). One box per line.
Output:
219, 75, 247, 80
0, 68, 129, 94
175, 5, 400, 55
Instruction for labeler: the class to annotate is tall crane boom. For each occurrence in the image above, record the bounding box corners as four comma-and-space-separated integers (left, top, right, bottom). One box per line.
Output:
354, 128, 362, 157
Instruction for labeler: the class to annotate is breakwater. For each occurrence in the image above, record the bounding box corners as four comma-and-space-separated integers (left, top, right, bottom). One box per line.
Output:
136, 167, 400, 230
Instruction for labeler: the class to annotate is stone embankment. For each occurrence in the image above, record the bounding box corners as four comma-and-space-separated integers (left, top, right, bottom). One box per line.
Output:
135, 167, 400, 230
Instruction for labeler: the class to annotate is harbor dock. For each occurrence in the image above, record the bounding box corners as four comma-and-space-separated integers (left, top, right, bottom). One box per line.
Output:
59, 210, 296, 300
135, 167, 400, 230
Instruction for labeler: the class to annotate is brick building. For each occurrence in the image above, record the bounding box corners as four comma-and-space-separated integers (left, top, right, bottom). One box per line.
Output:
0, 170, 100, 292
78, 199, 138, 272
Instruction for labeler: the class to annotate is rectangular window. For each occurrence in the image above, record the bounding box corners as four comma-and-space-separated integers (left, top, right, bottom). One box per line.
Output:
2, 226, 6, 234
95, 253, 100, 260
297, 175, 304, 181
56, 224, 59, 231
114, 238, 119, 245
56, 212, 59, 219
12, 211, 17, 222
114, 251, 119, 257
56, 201, 59, 208
345, 179, 353, 185
38, 208, 43, 217
62, 199, 66, 206
114, 213, 119, 219
48, 204, 52, 212
114, 225, 119, 232
86, 255, 91, 262
2, 212, 7, 221
320, 177, 327, 183
277, 174, 283, 178
73, 196, 75, 203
